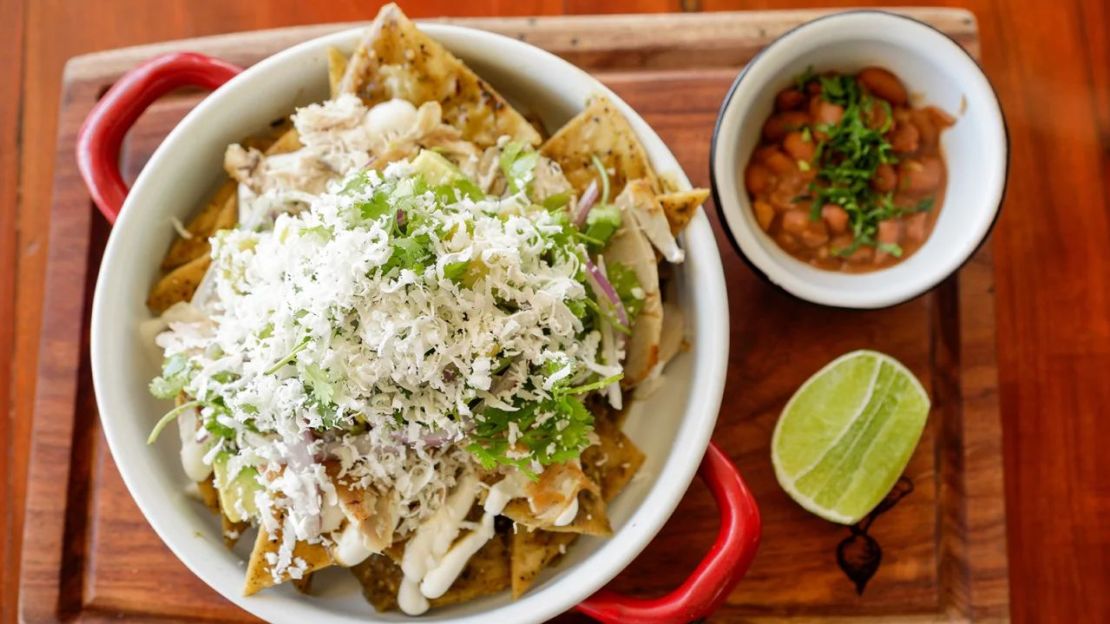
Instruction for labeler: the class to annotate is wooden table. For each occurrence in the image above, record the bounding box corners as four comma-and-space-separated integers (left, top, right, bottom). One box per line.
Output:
2, 1, 1107, 623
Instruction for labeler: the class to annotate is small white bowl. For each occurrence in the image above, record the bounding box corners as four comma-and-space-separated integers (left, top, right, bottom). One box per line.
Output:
710, 11, 1007, 309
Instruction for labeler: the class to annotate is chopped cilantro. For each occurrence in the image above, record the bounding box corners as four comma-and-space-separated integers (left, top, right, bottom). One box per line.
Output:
583, 203, 621, 249
466, 392, 595, 476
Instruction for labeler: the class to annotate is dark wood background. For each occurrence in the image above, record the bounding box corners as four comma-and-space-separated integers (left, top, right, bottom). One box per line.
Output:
2, 1, 1107, 623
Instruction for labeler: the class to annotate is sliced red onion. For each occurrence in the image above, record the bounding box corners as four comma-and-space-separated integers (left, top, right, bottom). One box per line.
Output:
584, 256, 629, 328
572, 179, 599, 228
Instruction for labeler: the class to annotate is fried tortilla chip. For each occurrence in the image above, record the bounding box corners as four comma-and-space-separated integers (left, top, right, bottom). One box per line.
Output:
293, 573, 314, 595
196, 477, 220, 514
197, 471, 249, 549
536, 490, 610, 536
500, 462, 608, 535
659, 188, 708, 235
161, 180, 237, 271
351, 531, 511, 612
508, 422, 645, 598
243, 525, 334, 596
265, 128, 302, 156
334, 478, 398, 555
509, 528, 577, 599
582, 418, 646, 503
338, 3, 540, 147
327, 46, 348, 99
540, 95, 658, 198
221, 512, 248, 549
147, 254, 211, 314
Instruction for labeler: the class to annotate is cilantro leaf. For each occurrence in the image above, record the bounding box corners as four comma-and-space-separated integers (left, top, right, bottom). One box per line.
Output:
466, 393, 595, 476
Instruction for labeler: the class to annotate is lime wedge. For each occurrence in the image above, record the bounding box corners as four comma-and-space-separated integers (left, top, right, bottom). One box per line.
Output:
771, 350, 930, 524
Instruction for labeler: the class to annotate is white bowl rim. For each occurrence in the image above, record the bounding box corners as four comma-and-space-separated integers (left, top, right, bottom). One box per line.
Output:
90, 21, 731, 624
709, 9, 1009, 309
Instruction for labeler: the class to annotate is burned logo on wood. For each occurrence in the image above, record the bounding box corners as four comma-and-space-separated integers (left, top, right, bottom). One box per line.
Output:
836, 476, 914, 594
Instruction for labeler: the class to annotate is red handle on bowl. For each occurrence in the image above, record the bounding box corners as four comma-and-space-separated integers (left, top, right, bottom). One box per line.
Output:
575, 441, 761, 623
76, 52, 243, 224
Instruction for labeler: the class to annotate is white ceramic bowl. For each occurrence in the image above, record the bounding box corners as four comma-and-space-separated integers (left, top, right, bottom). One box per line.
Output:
89, 23, 732, 624
711, 11, 1008, 308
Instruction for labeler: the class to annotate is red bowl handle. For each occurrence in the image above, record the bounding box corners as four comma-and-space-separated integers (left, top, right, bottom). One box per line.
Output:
76, 52, 243, 224
575, 441, 761, 623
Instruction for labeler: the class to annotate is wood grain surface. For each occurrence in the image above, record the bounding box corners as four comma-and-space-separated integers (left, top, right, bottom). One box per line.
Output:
18, 7, 1004, 623
1, 1, 1107, 624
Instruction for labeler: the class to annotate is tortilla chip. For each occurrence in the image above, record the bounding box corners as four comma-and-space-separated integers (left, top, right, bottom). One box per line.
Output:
147, 254, 211, 314
658, 188, 708, 235
334, 478, 397, 554
221, 512, 248, 549
509, 528, 577, 599
536, 490, 611, 536
293, 573, 314, 595
265, 128, 302, 156
500, 462, 608, 535
582, 418, 646, 503
160, 180, 237, 271
351, 554, 399, 612
327, 46, 348, 99
243, 525, 333, 596
196, 478, 220, 514
196, 472, 250, 549
338, 3, 540, 147
351, 531, 511, 612
540, 95, 658, 198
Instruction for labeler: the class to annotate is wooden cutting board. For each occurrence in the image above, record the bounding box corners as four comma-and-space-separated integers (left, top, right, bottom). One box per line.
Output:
19, 8, 1008, 623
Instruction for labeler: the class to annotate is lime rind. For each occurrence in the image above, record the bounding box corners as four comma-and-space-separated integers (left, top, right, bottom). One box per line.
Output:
772, 350, 930, 525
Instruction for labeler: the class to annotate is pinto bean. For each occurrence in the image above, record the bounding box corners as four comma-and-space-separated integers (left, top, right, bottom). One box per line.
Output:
845, 245, 873, 264
904, 212, 929, 243
910, 109, 939, 149
745, 163, 772, 195
762, 111, 811, 141
776, 232, 800, 252
872, 163, 897, 192
874, 219, 903, 263
775, 88, 807, 111
898, 156, 943, 194
769, 188, 797, 211
867, 100, 890, 130
800, 221, 830, 248
754, 145, 781, 164
781, 210, 809, 235
754, 200, 775, 231
830, 234, 854, 252
810, 97, 845, 126
877, 219, 902, 245
783, 130, 816, 162
763, 149, 797, 175
888, 121, 920, 154
858, 67, 908, 105
821, 204, 850, 234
